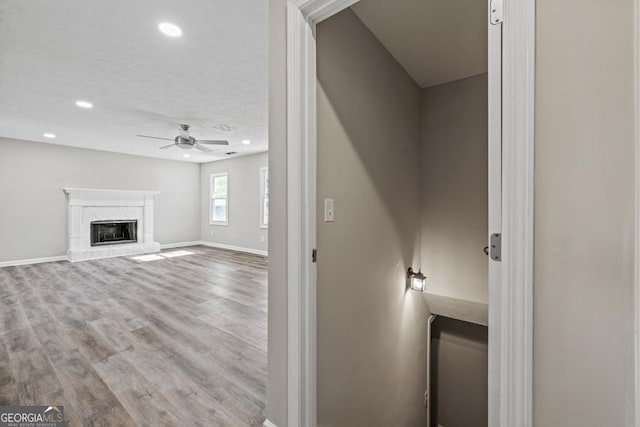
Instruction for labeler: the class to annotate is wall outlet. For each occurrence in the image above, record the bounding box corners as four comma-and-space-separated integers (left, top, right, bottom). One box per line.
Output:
210, 230, 214, 236
261, 235, 265, 242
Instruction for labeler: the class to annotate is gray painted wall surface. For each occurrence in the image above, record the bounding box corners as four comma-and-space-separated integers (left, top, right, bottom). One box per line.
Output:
431, 317, 488, 427
421, 74, 488, 304
267, 0, 288, 424
316, 9, 429, 427
0, 137, 200, 262
534, 0, 635, 424
200, 152, 268, 253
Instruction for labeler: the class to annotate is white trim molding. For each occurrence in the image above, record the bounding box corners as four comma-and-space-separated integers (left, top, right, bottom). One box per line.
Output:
635, 0, 640, 421
198, 241, 268, 257
0, 241, 266, 268
0, 255, 68, 268
260, 166, 269, 229
159, 241, 202, 250
493, 0, 535, 425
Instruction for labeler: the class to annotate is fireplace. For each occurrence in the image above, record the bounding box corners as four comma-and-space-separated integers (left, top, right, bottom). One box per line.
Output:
90, 220, 138, 246
63, 188, 160, 261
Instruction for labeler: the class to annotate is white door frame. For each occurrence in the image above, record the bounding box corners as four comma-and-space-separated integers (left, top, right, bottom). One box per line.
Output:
285, 0, 535, 426
635, 0, 640, 422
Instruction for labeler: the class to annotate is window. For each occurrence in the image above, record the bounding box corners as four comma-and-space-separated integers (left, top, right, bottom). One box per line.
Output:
260, 167, 269, 228
210, 172, 228, 225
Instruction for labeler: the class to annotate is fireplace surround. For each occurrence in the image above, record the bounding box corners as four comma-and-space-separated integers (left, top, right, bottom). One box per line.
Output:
63, 188, 160, 261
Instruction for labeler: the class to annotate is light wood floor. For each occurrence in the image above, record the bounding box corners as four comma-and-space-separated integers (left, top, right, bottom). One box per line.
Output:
0, 246, 267, 426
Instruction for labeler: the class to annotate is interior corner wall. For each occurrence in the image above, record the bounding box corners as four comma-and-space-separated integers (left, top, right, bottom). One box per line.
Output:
534, 0, 635, 425
316, 9, 429, 427
420, 74, 488, 304
0, 137, 201, 263
199, 152, 268, 253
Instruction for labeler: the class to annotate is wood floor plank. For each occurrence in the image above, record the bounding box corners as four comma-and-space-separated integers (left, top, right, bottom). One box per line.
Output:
47, 349, 137, 426
0, 364, 20, 405
10, 350, 63, 405
2, 327, 41, 354
0, 246, 267, 426
92, 353, 184, 426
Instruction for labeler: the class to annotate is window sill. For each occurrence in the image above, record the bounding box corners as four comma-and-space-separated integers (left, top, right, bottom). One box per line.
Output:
260, 224, 268, 229
209, 221, 229, 226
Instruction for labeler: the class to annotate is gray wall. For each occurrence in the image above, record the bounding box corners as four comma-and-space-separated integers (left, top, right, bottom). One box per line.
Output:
0, 137, 200, 263
421, 74, 488, 304
200, 152, 268, 253
267, 0, 288, 424
431, 317, 488, 427
268, 0, 638, 425
534, 0, 635, 424
316, 9, 429, 427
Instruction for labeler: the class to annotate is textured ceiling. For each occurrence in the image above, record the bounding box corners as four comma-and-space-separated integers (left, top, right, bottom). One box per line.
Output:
352, 0, 487, 88
0, 0, 267, 163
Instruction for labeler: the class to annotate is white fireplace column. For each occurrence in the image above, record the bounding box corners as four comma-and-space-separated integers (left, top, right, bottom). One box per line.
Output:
63, 188, 161, 262
143, 193, 155, 244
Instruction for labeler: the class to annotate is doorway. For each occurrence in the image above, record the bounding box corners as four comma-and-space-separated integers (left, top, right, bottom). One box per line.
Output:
284, 0, 534, 425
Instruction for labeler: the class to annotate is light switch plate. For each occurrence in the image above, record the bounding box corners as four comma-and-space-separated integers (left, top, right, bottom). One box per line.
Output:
324, 199, 335, 222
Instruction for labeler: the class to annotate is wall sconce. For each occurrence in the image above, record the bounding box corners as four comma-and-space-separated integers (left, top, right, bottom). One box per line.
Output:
407, 267, 427, 292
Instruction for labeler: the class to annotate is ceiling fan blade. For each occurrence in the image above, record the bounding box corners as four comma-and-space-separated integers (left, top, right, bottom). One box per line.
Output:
137, 135, 174, 141
159, 144, 175, 149
198, 140, 229, 145
195, 144, 213, 153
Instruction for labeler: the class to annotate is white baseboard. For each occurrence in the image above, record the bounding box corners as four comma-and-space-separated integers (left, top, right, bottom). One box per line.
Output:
263, 420, 278, 427
0, 240, 266, 268
0, 255, 68, 268
159, 241, 202, 249
199, 241, 268, 257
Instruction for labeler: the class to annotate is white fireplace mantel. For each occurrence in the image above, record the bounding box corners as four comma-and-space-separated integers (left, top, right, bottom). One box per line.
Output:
63, 188, 161, 261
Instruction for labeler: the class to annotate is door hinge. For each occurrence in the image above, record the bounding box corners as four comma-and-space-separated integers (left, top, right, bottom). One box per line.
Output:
490, 0, 503, 24
490, 233, 502, 262
312, 249, 317, 263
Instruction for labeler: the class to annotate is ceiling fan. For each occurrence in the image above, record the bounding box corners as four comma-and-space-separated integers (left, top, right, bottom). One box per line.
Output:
137, 124, 229, 153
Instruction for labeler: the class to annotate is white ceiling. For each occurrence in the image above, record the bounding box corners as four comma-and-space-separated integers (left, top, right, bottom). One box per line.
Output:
351, 0, 487, 88
0, 0, 268, 163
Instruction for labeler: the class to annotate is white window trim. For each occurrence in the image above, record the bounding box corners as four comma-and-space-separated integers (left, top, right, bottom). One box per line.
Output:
260, 167, 269, 229
209, 172, 229, 226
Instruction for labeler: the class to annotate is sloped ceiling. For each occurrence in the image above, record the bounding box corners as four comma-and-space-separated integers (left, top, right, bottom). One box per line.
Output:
352, 0, 488, 88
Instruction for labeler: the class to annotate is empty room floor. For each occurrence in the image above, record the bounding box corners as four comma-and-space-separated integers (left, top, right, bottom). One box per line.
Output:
0, 246, 267, 426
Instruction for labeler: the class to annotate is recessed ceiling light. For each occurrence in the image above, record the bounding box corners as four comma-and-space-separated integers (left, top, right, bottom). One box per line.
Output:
75, 100, 93, 109
241, 139, 251, 145
183, 154, 190, 158
43, 133, 56, 139
158, 22, 182, 37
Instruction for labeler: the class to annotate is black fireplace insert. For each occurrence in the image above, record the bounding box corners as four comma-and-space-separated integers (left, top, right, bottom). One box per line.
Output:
90, 220, 138, 246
